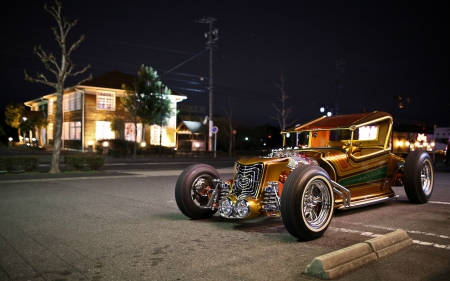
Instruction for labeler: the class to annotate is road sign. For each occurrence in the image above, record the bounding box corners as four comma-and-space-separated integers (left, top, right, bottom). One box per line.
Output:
212, 126, 219, 134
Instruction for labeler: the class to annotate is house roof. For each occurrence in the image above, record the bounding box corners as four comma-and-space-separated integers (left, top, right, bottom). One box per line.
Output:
176, 121, 207, 134
80, 70, 135, 90
23, 70, 187, 106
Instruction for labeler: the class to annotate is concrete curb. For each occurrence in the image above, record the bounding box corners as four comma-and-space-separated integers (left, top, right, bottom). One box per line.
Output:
365, 229, 413, 259
304, 230, 413, 279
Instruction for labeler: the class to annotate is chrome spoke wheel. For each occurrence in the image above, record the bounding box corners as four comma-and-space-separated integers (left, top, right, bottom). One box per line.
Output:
175, 164, 220, 219
421, 160, 433, 196
302, 179, 332, 230
191, 176, 214, 208
280, 166, 334, 240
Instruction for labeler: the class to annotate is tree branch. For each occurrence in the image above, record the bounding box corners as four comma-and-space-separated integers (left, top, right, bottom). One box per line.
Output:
24, 70, 57, 88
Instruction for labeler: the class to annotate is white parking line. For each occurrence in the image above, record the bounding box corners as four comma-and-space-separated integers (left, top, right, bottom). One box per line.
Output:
332, 225, 450, 250
429, 201, 450, 205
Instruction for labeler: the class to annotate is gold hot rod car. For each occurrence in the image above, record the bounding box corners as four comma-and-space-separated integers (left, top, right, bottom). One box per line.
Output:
175, 111, 434, 240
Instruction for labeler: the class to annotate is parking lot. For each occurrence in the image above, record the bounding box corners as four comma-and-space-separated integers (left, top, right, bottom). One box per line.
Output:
0, 165, 449, 280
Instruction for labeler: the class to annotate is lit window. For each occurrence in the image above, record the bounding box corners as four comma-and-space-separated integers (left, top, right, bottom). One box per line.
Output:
63, 122, 81, 140
150, 124, 166, 146
97, 91, 115, 110
125, 123, 142, 142
359, 126, 378, 140
63, 92, 82, 112
96, 121, 114, 140
48, 123, 53, 140
48, 100, 54, 115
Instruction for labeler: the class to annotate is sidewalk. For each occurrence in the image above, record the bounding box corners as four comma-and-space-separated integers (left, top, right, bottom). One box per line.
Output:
0, 146, 235, 164
0, 146, 237, 182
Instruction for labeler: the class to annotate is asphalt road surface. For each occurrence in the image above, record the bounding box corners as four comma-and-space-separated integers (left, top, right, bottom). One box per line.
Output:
0, 164, 449, 280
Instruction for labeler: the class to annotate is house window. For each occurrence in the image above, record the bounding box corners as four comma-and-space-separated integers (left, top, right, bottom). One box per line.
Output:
125, 123, 142, 142
64, 92, 82, 112
150, 124, 166, 146
48, 99, 54, 115
96, 121, 114, 140
97, 91, 115, 110
48, 123, 53, 140
63, 121, 81, 140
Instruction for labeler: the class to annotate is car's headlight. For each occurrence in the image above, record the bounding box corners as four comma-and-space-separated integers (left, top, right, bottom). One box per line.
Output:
219, 197, 233, 216
235, 199, 250, 218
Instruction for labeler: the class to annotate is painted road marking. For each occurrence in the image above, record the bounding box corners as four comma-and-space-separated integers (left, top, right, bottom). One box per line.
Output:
332, 224, 450, 250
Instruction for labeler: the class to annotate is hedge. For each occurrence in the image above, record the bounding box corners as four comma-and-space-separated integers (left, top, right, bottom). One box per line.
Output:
0, 156, 40, 173
65, 155, 105, 171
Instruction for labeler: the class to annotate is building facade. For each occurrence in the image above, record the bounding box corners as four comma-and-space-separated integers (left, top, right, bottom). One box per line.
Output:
24, 71, 186, 151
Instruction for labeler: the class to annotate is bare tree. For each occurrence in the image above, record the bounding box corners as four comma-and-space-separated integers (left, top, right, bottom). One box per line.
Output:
24, 0, 91, 173
271, 73, 294, 132
222, 95, 238, 157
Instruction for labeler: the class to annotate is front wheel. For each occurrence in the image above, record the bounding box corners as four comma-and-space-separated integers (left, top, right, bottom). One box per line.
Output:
280, 166, 334, 240
404, 151, 434, 203
175, 164, 220, 219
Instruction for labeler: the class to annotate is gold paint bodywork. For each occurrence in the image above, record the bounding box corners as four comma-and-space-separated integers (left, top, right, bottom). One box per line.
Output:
224, 111, 405, 218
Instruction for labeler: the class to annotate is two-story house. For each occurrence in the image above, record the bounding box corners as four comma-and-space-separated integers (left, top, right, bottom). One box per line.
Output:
24, 70, 187, 151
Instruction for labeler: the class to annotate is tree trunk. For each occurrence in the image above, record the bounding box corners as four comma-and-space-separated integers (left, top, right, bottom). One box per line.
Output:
49, 85, 63, 173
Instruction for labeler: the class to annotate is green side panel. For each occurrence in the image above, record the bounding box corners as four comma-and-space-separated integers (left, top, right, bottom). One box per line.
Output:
339, 166, 388, 186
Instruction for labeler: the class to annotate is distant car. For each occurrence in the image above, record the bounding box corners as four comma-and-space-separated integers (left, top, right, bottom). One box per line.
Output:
175, 111, 434, 240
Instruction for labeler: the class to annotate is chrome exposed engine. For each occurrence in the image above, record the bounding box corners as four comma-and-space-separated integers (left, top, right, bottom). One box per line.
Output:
269, 147, 318, 169
217, 148, 318, 219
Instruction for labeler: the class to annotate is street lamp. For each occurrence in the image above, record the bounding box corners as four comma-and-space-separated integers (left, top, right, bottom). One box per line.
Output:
320, 106, 333, 117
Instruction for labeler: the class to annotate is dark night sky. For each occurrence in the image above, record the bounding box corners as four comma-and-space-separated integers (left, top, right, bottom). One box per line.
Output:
1, 0, 449, 128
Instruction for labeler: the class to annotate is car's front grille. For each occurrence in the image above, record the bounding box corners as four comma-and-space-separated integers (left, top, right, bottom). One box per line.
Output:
232, 163, 264, 197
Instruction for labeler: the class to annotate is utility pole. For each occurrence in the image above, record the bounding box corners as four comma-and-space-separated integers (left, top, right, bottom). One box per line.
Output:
198, 17, 218, 153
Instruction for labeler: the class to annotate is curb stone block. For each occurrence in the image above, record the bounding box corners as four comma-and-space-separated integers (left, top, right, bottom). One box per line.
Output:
364, 229, 413, 258
304, 243, 377, 279
304, 230, 413, 279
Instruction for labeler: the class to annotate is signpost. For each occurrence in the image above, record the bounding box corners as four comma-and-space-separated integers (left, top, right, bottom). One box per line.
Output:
212, 126, 218, 158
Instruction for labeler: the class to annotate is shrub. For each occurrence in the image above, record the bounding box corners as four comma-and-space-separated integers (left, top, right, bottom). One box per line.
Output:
0, 156, 39, 173
85, 156, 105, 171
65, 156, 86, 170
65, 155, 105, 171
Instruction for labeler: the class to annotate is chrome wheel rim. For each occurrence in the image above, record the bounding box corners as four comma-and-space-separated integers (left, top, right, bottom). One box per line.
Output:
191, 175, 214, 208
302, 179, 332, 229
421, 160, 433, 195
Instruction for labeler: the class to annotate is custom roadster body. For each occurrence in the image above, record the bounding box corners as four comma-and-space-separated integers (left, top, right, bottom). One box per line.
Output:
175, 111, 434, 240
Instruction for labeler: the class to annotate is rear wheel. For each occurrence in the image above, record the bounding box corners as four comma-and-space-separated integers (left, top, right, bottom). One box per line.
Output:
280, 166, 334, 240
404, 151, 434, 203
175, 164, 220, 219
